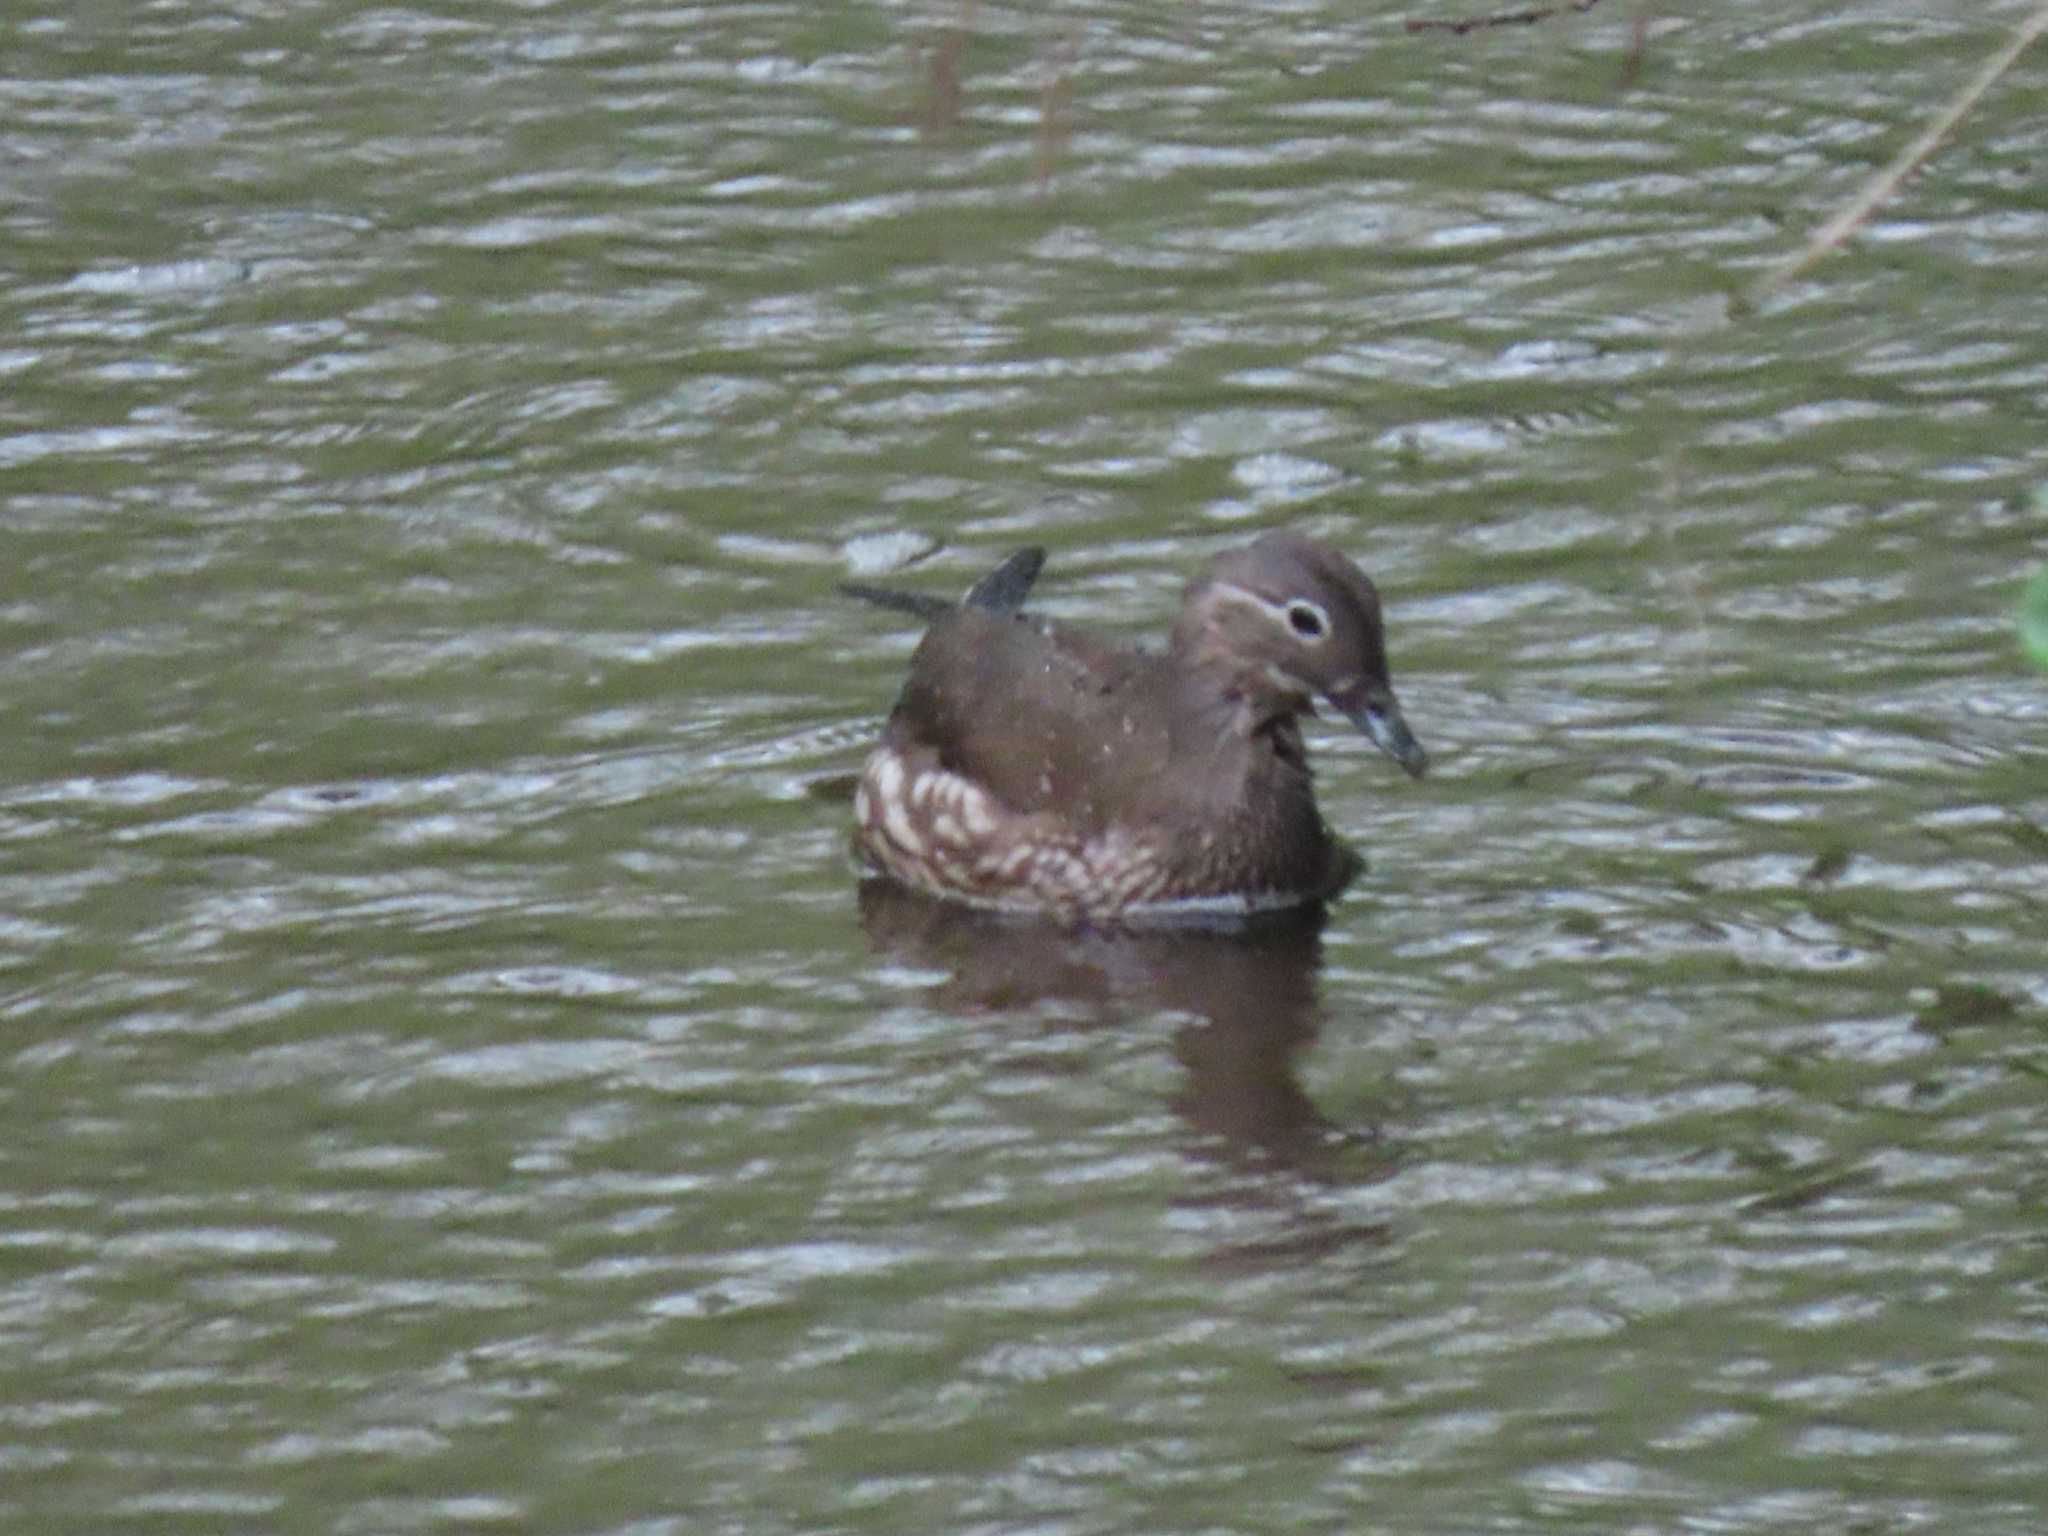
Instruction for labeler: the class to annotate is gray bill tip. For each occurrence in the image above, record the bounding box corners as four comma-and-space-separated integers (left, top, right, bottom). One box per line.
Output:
1349, 695, 1428, 780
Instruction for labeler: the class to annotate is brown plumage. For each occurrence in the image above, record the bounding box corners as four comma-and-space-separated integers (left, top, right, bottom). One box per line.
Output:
846, 532, 1426, 922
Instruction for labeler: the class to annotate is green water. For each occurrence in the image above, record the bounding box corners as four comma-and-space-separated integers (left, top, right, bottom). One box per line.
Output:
4, 2, 2045, 1532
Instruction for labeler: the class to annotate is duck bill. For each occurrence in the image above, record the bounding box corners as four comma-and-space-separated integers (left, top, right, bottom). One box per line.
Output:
1337, 683, 1428, 779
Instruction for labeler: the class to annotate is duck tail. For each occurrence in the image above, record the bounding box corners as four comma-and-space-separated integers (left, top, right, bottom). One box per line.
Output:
837, 583, 953, 621
840, 546, 1045, 621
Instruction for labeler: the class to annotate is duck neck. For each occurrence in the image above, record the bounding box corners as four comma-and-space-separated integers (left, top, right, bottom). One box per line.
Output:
1163, 650, 1316, 814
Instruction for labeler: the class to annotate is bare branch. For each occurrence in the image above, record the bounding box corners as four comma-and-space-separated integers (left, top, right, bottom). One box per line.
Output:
1748, 3, 2048, 302
1406, 0, 1604, 37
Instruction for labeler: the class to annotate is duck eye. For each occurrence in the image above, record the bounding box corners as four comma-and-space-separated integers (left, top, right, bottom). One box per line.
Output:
1286, 601, 1328, 640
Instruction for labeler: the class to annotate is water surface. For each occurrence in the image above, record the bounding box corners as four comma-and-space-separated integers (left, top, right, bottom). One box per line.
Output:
4, 2, 2046, 1532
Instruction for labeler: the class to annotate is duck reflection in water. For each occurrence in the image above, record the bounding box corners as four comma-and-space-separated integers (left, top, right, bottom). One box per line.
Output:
856, 879, 1397, 1201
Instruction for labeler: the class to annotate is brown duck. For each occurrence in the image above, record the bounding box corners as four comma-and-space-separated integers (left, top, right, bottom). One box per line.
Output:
844, 531, 1427, 922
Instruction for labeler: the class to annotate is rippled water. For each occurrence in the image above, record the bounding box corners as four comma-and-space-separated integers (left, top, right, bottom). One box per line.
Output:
5, 2, 2047, 1531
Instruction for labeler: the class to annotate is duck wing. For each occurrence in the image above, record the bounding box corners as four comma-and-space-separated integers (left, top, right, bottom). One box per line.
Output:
886, 607, 1181, 831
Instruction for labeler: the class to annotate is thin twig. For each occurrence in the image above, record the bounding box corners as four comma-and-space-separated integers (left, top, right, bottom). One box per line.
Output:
916, 0, 978, 136
1033, 28, 1078, 197
1406, 0, 1603, 37
1747, 2, 2048, 303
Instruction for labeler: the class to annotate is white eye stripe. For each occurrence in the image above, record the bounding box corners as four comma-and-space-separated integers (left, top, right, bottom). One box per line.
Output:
1208, 583, 1335, 646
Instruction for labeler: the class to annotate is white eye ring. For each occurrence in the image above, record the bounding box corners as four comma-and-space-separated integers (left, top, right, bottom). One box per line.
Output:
1285, 600, 1329, 641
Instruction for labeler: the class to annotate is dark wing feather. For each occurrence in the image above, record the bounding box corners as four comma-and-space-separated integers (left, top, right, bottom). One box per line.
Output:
962, 547, 1044, 613
840, 546, 1046, 624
